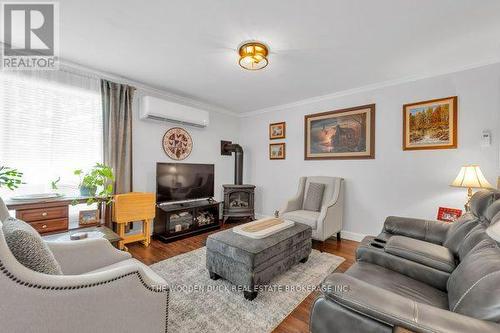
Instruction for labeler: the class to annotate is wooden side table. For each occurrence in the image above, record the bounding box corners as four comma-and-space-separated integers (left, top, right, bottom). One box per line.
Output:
112, 192, 155, 251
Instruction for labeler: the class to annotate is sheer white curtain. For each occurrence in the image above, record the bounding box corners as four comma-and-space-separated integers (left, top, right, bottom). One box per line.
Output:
0, 70, 103, 198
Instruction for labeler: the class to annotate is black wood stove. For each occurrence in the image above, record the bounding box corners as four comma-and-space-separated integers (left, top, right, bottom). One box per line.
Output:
221, 141, 255, 224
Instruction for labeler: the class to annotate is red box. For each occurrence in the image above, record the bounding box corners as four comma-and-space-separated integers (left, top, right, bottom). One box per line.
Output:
437, 207, 463, 223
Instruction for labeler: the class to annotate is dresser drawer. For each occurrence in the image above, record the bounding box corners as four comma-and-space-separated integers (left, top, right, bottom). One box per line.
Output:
16, 206, 68, 222
29, 218, 68, 234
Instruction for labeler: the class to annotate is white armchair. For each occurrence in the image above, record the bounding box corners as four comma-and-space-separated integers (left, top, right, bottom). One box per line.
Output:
280, 176, 344, 243
0, 197, 169, 333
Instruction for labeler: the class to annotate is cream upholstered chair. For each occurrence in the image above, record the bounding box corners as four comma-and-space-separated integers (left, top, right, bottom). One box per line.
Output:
0, 197, 169, 333
280, 177, 344, 244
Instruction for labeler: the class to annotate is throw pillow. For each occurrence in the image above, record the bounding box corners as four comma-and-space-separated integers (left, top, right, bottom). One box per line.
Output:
0, 197, 9, 222
2, 217, 62, 275
303, 183, 325, 212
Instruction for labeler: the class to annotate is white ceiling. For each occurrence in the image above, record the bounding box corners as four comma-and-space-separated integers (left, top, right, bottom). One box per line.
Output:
24, 1, 500, 113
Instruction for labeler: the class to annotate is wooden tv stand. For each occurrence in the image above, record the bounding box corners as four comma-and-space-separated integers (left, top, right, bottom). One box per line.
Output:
153, 199, 222, 243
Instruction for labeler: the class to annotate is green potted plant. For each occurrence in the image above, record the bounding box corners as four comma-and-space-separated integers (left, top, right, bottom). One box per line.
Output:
0, 166, 23, 190
74, 163, 115, 205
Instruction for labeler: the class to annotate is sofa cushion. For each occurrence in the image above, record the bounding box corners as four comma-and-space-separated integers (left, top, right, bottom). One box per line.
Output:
443, 213, 478, 254
357, 236, 451, 291
2, 217, 62, 275
469, 189, 497, 219
0, 197, 9, 222
303, 182, 325, 212
486, 212, 500, 242
485, 199, 500, 223
282, 210, 319, 229
447, 241, 500, 322
344, 262, 449, 309
385, 236, 456, 273
457, 224, 491, 260
303, 176, 341, 209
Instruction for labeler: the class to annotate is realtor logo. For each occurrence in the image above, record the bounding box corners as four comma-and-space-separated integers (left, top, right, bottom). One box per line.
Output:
1, 2, 59, 70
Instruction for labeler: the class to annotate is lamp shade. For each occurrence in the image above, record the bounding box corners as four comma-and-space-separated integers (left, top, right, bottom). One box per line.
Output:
450, 165, 493, 189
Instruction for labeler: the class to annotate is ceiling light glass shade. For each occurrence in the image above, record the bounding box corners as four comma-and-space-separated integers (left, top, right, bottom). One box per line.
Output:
238, 42, 269, 70
450, 165, 493, 189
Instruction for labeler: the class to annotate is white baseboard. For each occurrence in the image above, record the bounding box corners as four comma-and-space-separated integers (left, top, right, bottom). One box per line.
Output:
254, 213, 366, 242
339, 230, 366, 242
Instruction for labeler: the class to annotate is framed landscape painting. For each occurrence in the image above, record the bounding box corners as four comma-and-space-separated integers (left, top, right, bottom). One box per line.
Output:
269, 122, 286, 139
304, 104, 375, 160
403, 96, 457, 150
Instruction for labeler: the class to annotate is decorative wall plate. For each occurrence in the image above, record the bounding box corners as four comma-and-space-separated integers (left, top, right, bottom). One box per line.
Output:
162, 127, 193, 160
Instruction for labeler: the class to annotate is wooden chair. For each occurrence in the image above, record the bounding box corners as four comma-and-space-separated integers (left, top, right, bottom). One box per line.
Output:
112, 192, 155, 251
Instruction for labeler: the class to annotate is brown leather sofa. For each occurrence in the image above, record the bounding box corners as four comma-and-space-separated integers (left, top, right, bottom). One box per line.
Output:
310, 190, 500, 333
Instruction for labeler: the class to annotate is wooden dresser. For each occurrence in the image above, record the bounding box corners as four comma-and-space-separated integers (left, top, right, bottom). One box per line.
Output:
5, 196, 104, 235
15, 203, 68, 234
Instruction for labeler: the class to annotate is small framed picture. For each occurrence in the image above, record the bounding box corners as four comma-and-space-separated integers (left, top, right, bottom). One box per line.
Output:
79, 209, 100, 226
437, 207, 462, 223
270, 143, 286, 160
269, 122, 286, 140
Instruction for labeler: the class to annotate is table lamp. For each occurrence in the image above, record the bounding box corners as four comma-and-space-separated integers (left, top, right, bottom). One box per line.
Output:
450, 165, 493, 211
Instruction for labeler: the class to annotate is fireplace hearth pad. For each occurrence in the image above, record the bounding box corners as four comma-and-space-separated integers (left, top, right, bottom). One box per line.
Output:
223, 184, 255, 224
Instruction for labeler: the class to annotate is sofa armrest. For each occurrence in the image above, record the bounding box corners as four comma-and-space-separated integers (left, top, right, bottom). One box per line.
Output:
385, 236, 456, 273
356, 237, 450, 290
383, 216, 450, 245
322, 273, 500, 333
0, 255, 169, 332
47, 238, 132, 275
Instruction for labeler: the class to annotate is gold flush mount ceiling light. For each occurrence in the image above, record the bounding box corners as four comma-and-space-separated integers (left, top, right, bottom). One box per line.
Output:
238, 42, 269, 70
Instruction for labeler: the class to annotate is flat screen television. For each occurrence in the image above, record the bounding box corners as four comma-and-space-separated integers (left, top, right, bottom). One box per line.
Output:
156, 163, 215, 203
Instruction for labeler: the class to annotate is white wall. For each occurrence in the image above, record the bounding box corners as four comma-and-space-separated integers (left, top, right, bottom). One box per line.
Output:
132, 89, 240, 202
240, 63, 500, 240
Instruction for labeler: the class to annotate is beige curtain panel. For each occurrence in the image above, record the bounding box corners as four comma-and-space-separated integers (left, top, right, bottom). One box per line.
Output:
101, 79, 135, 195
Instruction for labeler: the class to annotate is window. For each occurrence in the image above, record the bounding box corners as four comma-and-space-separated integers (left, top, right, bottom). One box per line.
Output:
0, 70, 102, 198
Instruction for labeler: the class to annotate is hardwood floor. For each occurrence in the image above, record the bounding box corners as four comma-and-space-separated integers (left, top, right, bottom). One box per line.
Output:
128, 222, 358, 333
272, 237, 358, 333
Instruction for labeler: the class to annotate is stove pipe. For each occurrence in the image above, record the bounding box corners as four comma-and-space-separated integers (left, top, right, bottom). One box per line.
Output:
223, 143, 243, 185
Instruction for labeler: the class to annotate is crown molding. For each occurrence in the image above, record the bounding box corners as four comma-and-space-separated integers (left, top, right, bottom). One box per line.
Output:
59, 60, 239, 117
0, 43, 238, 118
239, 57, 500, 118
4, 40, 499, 119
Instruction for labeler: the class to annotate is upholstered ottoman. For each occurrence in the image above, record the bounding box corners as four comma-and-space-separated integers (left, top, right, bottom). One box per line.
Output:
206, 222, 312, 300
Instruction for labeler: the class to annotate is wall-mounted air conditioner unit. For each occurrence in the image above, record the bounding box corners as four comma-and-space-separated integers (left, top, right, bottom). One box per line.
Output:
140, 95, 210, 128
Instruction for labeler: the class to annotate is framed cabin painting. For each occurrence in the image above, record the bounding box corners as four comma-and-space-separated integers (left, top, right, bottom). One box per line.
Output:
403, 96, 457, 151
304, 104, 375, 160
